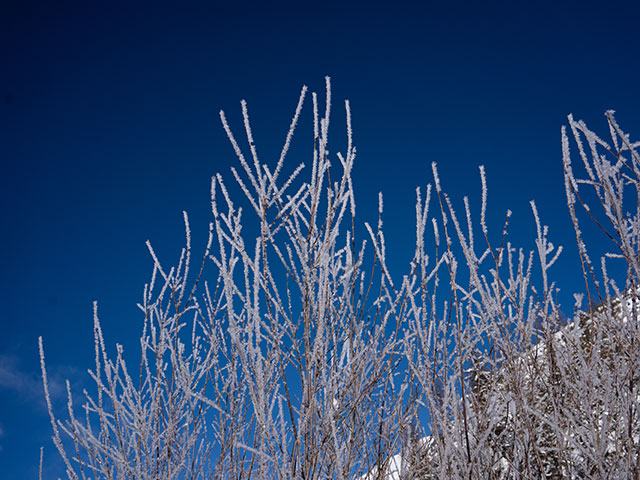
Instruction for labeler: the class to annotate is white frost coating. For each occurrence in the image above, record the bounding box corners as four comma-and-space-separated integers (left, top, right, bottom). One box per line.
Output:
479, 165, 488, 237
38, 85, 640, 480
431, 161, 441, 192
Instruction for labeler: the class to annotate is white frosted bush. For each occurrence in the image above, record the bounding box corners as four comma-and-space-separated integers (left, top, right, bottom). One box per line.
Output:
40, 80, 639, 479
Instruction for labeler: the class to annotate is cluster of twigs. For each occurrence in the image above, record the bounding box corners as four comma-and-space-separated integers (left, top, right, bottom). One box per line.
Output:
40, 80, 639, 479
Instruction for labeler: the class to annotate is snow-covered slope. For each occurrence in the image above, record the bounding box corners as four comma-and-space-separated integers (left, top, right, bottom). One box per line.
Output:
362, 289, 640, 479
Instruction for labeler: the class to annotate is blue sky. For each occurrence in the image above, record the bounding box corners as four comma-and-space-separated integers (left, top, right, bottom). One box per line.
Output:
2, 1, 640, 477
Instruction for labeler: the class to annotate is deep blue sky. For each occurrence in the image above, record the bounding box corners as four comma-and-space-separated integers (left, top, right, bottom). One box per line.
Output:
2, 1, 640, 477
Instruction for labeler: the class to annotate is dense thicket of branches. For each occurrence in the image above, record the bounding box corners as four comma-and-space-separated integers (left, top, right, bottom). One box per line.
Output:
40, 80, 639, 479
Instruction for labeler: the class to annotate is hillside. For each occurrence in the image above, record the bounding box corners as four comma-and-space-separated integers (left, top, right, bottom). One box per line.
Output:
364, 289, 640, 479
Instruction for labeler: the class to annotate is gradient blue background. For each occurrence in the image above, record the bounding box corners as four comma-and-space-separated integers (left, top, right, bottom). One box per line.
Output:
2, 1, 640, 477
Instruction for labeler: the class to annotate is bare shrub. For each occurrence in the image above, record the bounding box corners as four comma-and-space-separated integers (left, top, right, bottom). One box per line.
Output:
40, 82, 639, 479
